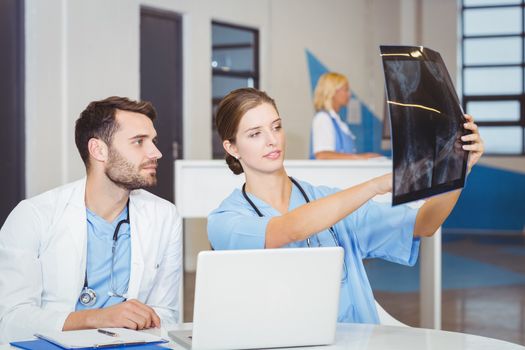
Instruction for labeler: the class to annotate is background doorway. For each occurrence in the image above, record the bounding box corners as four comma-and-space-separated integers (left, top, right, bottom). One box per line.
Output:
140, 7, 183, 203
0, 0, 25, 225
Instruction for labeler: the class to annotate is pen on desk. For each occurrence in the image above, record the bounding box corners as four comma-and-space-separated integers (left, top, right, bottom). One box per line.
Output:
97, 329, 119, 337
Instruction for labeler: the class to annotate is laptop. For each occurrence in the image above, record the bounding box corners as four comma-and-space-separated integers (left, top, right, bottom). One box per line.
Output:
169, 247, 343, 350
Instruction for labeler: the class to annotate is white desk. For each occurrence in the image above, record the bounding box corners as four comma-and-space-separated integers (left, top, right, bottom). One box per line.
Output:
3, 324, 523, 349
152, 323, 525, 350
174, 159, 441, 329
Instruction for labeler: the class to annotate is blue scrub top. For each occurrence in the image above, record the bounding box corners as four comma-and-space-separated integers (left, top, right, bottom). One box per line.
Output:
208, 179, 420, 323
76, 207, 131, 310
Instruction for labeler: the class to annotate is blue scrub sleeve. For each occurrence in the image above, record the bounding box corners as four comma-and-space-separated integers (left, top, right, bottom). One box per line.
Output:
208, 210, 271, 250
346, 200, 420, 266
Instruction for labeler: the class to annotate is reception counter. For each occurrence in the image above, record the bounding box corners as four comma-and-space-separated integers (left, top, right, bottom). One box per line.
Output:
174, 159, 441, 329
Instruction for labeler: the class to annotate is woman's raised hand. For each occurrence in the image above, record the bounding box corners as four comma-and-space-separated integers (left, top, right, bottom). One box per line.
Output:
461, 114, 484, 171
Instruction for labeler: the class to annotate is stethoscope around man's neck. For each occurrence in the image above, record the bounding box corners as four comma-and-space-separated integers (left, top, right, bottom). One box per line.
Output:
241, 177, 340, 248
78, 199, 130, 307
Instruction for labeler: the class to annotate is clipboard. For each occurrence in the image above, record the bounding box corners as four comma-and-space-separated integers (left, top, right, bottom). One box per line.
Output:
12, 328, 168, 350
10, 339, 168, 350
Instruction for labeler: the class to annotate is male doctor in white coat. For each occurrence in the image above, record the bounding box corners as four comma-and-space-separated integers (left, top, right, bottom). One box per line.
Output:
0, 96, 182, 342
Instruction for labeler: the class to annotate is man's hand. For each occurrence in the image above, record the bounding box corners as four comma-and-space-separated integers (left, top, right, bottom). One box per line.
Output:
63, 299, 161, 331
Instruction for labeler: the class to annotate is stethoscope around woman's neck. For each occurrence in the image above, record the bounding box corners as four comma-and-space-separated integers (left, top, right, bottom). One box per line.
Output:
241, 177, 340, 248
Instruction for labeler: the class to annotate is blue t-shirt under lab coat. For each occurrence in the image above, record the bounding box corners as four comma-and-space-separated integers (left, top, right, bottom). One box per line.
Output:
207, 179, 420, 324
76, 207, 131, 311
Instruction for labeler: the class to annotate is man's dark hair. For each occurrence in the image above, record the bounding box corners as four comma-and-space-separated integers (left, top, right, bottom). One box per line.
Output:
75, 96, 157, 168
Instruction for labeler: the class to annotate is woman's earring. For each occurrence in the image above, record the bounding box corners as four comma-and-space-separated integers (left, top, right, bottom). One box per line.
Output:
235, 155, 241, 160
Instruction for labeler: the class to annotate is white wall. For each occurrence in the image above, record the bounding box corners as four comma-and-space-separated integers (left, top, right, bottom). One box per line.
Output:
25, 0, 140, 197
267, 0, 463, 159
269, 0, 368, 157
26, 0, 525, 192
25, 0, 275, 197
26, 0, 67, 196
26, 0, 469, 194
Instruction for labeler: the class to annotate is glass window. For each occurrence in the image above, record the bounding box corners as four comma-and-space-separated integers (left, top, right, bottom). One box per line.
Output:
478, 126, 523, 154
212, 76, 255, 99
464, 67, 522, 95
466, 100, 520, 122
211, 22, 259, 159
462, 1, 525, 155
212, 25, 254, 46
212, 24, 256, 73
464, 0, 520, 5
212, 47, 255, 72
464, 7, 521, 36
464, 37, 522, 65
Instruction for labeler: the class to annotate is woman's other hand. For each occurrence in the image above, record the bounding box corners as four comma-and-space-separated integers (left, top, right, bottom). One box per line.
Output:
461, 114, 484, 171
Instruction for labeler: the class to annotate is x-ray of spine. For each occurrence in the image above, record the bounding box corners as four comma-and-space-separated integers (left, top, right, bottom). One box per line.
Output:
380, 46, 469, 205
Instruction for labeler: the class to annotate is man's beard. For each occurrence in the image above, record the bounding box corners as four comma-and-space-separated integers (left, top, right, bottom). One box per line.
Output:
105, 148, 157, 191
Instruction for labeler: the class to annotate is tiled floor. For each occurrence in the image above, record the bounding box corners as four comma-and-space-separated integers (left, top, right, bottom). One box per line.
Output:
373, 235, 525, 346
374, 286, 525, 346
183, 234, 525, 346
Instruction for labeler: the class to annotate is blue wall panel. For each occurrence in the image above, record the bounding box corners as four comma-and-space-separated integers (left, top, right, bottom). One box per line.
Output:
444, 164, 525, 232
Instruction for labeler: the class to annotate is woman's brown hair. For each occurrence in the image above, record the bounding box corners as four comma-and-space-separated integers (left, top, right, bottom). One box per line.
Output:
215, 88, 279, 175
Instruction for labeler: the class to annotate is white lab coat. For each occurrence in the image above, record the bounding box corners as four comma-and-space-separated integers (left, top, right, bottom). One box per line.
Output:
0, 178, 182, 342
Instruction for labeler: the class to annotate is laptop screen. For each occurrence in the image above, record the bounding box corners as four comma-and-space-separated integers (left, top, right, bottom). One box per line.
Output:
380, 45, 469, 205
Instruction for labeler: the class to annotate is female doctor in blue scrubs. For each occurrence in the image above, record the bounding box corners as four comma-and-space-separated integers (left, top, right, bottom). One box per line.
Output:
208, 88, 484, 324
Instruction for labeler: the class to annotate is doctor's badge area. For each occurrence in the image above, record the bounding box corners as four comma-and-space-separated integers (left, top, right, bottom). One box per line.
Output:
78, 201, 130, 307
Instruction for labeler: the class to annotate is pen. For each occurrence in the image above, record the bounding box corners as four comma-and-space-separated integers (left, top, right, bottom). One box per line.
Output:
97, 329, 119, 337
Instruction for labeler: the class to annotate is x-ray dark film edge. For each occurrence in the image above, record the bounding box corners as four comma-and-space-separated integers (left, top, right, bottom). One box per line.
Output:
380, 45, 469, 205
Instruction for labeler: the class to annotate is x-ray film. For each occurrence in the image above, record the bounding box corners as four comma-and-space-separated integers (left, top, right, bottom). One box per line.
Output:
380, 45, 469, 205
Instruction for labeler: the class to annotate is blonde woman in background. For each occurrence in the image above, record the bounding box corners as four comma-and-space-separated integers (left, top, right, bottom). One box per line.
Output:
311, 72, 381, 159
